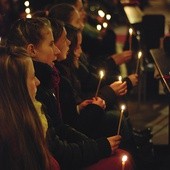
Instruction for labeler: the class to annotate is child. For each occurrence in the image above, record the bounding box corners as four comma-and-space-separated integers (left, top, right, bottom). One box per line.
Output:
0, 46, 60, 170
6, 17, 134, 170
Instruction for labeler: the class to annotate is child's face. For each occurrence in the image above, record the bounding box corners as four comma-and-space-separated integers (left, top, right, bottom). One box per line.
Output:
74, 32, 82, 59
26, 58, 40, 101
55, 28, 70, 61
34, 27, 60, 67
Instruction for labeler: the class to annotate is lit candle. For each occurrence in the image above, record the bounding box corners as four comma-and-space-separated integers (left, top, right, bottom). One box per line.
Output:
95, 70, 104, 98
135, 51, 142, 74
118, 75, 122, 82
129, 28, 133, 50
117, 105, 126, 135
122, 155, 128, 170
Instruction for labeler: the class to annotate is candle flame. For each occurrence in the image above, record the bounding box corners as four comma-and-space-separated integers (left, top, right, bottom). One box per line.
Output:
122, 155, 128, 162
121, 105, 126, 111
138, 51, 142, 59
118, 76, 122, 82
99, 70, 104, 79
129, 28, 133, 35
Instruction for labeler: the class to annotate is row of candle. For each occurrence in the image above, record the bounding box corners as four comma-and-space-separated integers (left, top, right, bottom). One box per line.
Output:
93, 27, 142, 169
95, 71, 128, 169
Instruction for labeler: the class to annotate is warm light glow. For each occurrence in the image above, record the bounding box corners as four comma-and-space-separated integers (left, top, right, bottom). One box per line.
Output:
121, 105, 126, 111
138, 51, 142, 59
103, 22, 108, 28
106, 14, 111, 20
118, 76, 122, 82
129, 28, 133, 35
24, 1, 30, 7
26, 14, 32, 18
98, 10, 105, 18
122, 155, 128, 162
25, 8, 31, 14
99, 70, 104, 79
96, 24, 102, 31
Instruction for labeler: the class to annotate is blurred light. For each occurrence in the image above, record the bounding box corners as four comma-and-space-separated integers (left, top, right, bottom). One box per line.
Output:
103, 22, 108, 28
24, 1, 30, 7
122, 155, 128, 162
90, 6, 95, 12
106, 14, 111, 20
26, 14, 32, 18
25, 8, 31, 14
96, 24, 102, 31
98, 10, 105, 18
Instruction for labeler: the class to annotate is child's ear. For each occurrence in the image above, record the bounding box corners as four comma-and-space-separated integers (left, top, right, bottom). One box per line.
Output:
26, 44, 37, 58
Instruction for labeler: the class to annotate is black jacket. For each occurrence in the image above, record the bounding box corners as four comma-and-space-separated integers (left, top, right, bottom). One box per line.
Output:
33, 61, 111, 170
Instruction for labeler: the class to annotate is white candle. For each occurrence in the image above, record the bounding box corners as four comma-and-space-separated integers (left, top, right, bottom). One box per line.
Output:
129, 28, 133, 50
117, 105, 126, 135
122, 155, 128, 170
135, 51, 142, 74
95, 70, 104, 98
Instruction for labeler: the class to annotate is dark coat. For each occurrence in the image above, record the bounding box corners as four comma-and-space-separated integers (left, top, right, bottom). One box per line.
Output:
56, 62, 109, 139
77, 54, 133, 109
33, 61, 111, 170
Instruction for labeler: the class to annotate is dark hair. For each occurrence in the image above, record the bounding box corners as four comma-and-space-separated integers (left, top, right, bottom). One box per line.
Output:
65, 24, 80, 65
48, 3, 76, 24
48, 18, 65, 42
6, 18, 51, 47
0, 46, 51, 169
163, 36, 170, 56
52, 0, 77, 5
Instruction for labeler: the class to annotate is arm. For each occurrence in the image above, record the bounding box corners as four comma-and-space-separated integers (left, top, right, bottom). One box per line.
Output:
46, 125, 111, 169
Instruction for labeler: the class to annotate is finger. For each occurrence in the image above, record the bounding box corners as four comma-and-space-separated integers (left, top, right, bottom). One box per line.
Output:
119, 90, 127, 96
111, 145, 119, 151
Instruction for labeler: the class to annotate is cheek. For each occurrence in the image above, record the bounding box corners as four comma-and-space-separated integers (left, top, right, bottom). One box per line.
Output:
47, 49, 55, 60
28, 82, 37, 100
39, 46, 54, 60
61, 47, 67, 57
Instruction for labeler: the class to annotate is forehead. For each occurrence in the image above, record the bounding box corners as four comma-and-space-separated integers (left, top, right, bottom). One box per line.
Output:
41, 26, 53, 37
40, 26, 53, 42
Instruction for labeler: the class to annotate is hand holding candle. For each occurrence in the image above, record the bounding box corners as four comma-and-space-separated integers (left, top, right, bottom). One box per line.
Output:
95, 70, 104, 98
129, 28, 133, 51
135, 51, 142, 74
122, 155, 128, 170
117, 105, 126, 135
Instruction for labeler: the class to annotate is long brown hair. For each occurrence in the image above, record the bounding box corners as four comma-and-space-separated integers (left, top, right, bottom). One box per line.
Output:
0, 46, 51, 170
